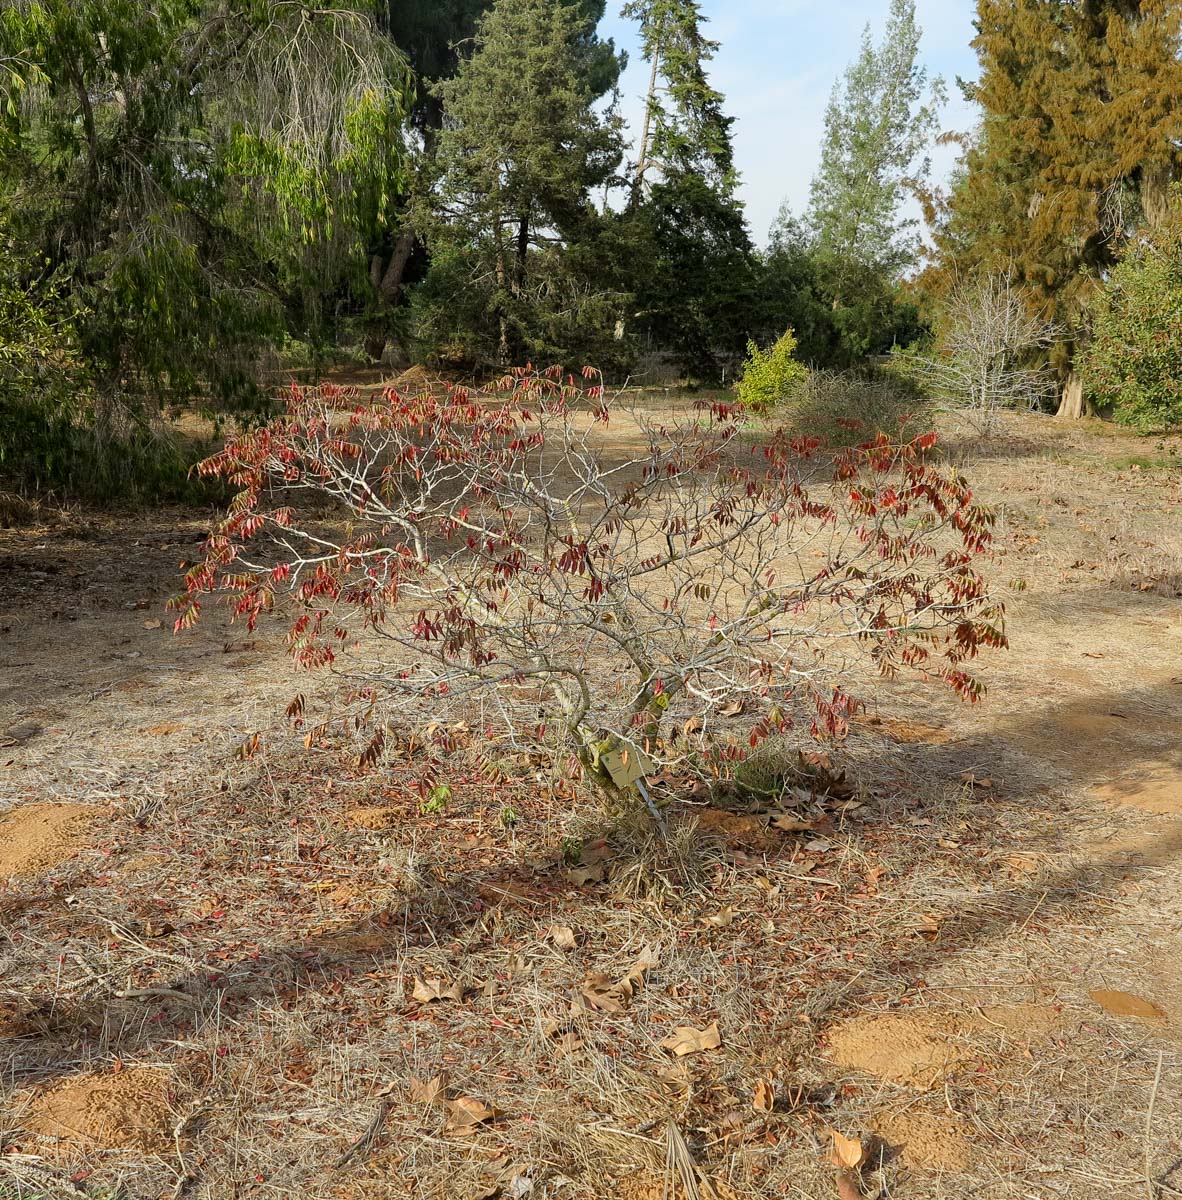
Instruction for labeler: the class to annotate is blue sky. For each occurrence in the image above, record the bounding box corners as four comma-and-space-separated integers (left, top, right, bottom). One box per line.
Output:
599, 1, 981, 246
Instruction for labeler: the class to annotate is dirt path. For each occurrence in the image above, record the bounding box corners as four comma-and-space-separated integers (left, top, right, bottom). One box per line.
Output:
1, 411, 1180, 1200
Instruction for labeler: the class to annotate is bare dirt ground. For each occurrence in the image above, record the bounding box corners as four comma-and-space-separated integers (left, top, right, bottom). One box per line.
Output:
1, 406, 1180, 1200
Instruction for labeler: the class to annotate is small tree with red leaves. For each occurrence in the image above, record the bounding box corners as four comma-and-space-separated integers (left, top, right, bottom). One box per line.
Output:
176, 366, 1004, 803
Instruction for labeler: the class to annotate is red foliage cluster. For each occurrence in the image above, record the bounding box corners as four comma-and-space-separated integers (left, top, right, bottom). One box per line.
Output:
174, 366, 1005, 784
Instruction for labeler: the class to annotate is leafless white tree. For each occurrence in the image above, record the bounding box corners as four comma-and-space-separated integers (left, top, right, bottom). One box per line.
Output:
904, 276, 1059, 429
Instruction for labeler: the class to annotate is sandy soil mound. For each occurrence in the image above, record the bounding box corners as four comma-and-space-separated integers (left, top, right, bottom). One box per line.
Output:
1093, 770, 1182, 814
825, 1012, 969, 1088
20, 1067, 174, 1153
616, 1170, 736, 1200
969, 1002, 1062, 1037
870, 717, 955, 745
347, 805, 401, 831
1089, 988, 1168, 1022
826, 1004, 1062, 1088
615, 1174, 667, 1200
0, 803, 99, 876
875, 1110, 973, 1171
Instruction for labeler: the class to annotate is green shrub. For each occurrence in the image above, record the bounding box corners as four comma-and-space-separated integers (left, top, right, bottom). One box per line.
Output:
0, 277, 208, 502
734, 329, 808, 411
1083, 208, 1182, 432
0, 278, 85, 489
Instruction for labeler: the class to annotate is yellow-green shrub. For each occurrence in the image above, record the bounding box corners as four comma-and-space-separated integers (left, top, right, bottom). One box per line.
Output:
735, 329, 808, 411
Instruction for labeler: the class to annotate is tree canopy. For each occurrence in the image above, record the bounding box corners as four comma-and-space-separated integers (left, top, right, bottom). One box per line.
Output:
807, 0, 944, 301
3, 0, 1181, 499
931, 0, 1182, 415
416, 0, 626, 367
0, 0, 410, 406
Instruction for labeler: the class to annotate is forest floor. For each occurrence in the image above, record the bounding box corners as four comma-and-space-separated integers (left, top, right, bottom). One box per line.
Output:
1, 399, 1181, 1200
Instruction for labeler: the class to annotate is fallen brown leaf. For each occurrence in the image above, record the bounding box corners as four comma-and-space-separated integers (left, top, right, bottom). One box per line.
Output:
771, 812, 817, 833
565, 863, 607, 885
576, 944, 658, 1013
578, 838, 614, 865
616, 944, 656, 996
541, 1018, 586, 1052
829, 1130, 866, 1171
413, 977, 466, 1004
578, 972, 627, 1014
752, 1079, 775, 1113
547, 924, 577, 951
702, 906, 736, 928
409, 1074, 447, 1106
835, 1170, 863, 1200
661, 1021, 722, 1057
445, 1095, 499, 1133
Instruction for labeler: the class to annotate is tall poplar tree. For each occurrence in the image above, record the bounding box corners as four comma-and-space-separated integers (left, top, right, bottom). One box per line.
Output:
807, 0, 944, 303
939, 0, 1182, 417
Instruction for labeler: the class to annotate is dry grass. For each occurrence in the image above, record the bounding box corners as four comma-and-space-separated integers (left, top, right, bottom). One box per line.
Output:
2, 407, 1182, 1200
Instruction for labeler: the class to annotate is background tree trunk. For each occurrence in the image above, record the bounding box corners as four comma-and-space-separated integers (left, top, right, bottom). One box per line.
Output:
632, 37, 661, 202
363, 227, 418, 363
1055, 369, 1087, 420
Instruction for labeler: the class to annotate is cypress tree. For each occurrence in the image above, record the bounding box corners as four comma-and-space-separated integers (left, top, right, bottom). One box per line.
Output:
940, 0, 1182, 417
622, 0, 754, 377
622, 0, 735, 196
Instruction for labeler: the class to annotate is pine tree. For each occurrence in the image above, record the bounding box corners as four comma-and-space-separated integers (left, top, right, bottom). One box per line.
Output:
621, 0, 735, 196
939, 0, 1182, 417
366, 1, 623, 360
807, 0, 944, 304
387, 0, 622, 133
621, 0, 753, 377
423, 0, 626, 365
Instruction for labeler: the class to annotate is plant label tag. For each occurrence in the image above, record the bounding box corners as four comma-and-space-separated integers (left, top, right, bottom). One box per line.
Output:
601, 743, 655, 789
